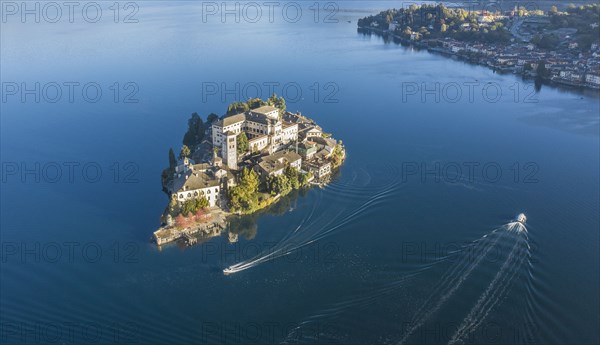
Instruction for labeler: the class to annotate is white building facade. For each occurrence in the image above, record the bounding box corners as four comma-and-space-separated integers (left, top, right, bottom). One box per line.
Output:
212, 106, 299, 156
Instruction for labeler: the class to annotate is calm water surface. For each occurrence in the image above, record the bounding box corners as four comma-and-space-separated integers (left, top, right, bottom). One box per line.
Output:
1, 2, 599, 344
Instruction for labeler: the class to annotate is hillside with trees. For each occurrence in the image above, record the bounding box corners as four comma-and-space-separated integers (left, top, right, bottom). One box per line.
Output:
358, 4, 511, 43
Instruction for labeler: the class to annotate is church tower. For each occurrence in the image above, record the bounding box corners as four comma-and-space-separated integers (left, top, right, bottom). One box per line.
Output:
222, 131, 237, 170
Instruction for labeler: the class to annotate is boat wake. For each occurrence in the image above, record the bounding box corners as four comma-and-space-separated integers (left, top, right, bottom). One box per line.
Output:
399, 219, 529, 345
223, 164, 403, 275
280, 216, 531, 344
281, 273, 417, 344
447, 222, 529, 344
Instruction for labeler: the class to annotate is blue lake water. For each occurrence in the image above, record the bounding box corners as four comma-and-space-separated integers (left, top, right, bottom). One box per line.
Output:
1, 2, 599, 344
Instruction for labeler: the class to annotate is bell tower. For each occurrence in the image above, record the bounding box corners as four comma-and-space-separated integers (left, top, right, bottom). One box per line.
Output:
222, 131, 237, 170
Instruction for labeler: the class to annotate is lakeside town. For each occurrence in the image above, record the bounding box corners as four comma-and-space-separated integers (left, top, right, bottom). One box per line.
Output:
358, 4, 600, 90
153, 96, 345, 246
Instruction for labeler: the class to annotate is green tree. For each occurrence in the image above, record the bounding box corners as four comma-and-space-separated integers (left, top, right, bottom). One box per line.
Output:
195, 196, 209, 209
228, 185, 258, 212
227, 186, 243, 211
247, 98, 266, 109
267, 174, 292, 196
168, 197, 179, 216
226, 102, 249, 115
285, 166, 300, 190
331, 142, 345, 167
538, 34, 559, 49
237, 132, 249, 154
183, 112, 205, 148
180, 145, 191, 159
207, 113, 219, 124
300, 171, 313, 186
536, 61, 551, 79
181, 199, 196, 216
180, 196, 209, 216
267, 94, 286, 114
168, 148, 177, 170
227, 168, 260, 212
240, 168, 259, 192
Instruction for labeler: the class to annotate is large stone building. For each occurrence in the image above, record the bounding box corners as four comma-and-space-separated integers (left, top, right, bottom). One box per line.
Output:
162, 106, 342, 229
168, 158, 230, 208
255, 151, 302, 179
212, 106, 299, 163
167, 108, 339, 211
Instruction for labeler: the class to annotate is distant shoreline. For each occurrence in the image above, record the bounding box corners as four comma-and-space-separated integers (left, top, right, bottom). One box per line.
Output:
358, 26, 600, 94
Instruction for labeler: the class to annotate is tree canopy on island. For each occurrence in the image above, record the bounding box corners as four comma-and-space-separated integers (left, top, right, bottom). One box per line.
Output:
168, 148, 177, 169
226, 101, 250, 115
237, 132, 249, 154
179, 145, 191, 159
228, 166, 310, 213
331, 142, 345, 168
267, 94, 286, 114
167, 194, 209, 219
207, 113, 219, 124
266, 166, 303, 196
181, 196, 209, 216
183, 112, 205, 148
228, 168, 260, 212
225, 95, 287, 117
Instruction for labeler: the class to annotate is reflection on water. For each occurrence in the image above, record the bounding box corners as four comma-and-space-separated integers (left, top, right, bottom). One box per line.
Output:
224, 164, 404, 274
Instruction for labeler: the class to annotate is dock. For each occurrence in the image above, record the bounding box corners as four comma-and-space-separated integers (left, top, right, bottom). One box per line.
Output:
182, 233, 197, 246
153, 209, 228, 246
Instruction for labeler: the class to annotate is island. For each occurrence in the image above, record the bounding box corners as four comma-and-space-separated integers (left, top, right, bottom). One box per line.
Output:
153, 95, 346, 246
358, 3, 600, 90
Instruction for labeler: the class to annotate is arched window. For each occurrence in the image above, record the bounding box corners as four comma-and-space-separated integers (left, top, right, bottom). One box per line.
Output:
187, 193, 191, 197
